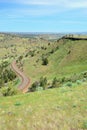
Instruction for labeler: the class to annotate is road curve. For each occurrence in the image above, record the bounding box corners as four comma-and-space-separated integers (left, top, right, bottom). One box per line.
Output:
11, 61, 30, 93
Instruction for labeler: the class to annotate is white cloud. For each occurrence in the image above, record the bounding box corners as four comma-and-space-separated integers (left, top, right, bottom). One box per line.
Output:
67, 1, 87, 8
1, 0, 87, 8
1, 0, 87, 9
1, 0, 87, 17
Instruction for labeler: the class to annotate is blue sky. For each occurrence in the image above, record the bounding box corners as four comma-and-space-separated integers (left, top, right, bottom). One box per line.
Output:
0, 0, 87, 32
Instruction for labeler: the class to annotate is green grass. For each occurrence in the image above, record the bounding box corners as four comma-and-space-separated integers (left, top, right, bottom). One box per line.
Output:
1, 34, 87, 84
0, 33, 87, 130
23, 39, 87, 83
0, 85, 87, 130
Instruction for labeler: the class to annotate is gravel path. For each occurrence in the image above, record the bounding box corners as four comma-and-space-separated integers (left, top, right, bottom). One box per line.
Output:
11, 61, 30, 93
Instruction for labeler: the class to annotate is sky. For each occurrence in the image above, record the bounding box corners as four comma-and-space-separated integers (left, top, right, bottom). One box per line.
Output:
0, 0, 87, 32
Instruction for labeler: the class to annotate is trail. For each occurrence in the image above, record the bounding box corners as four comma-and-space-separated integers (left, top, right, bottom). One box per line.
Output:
11, 61, 30, 93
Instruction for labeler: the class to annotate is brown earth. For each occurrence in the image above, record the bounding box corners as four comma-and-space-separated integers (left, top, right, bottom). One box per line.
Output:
11, 61, 30, 93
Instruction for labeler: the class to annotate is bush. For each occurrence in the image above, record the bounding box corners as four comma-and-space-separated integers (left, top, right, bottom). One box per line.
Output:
39, 77, 47, 90
1, 85, 18, 96
30, 77, 47, 92
18, 55, 23, 61
66, 82, 72, 87
70, 74, 79, 82
56, 46, 59, 50
30, 81, 39, 92
42, 57, 48, 65
25, 53, 28, 57
52, 77, 60, 88
1, 69, 16, 83
61, 77, 65, 83
50, 49, 55, 54
0, 78, 4, 87
36, 87, 43, 91
30, 51, 35, 57
76, 80, 82, 85
67, 50, 71, 54
83, 71, 87, 78
0, 67, 16, 86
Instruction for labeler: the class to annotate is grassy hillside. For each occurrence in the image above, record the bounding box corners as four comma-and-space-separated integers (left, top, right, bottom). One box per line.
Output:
23, 38, 87, 83
0, 84, 87, 130
0, 33, 87, 130
0, 33, 87, 87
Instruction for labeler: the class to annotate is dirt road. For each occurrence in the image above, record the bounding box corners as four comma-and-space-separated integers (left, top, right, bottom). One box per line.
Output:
11, 61, 30, 93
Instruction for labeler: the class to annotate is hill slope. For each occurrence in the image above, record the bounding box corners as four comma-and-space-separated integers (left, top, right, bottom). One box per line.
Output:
0, 84, 87, 130
0, 34, 87, 130
23, 38, 87, 83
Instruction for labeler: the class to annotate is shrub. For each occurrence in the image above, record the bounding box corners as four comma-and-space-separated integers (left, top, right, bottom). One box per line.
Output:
83, 71, 87, 78
0, 79, 4, 88
66, 82, 72, 87
76, 80, 82, 85
70, 74, 79, 82
39, 77, 47, 90
48, 42, 50, 46
36, 87, 43, 91
25, 53, 28, 57
30, 81, 39, 92
61, 77, 65, 83
41, 46, 47, 50
52, 77, 60, 88
1, 85, 18, 96
82, 78, 87, 82
14, 102, 22, 106
56, 46, 59, 50
50, 49, 55, 54
1, 61, 9, 68
30, 51, 35, 57
30, 77, 47, 92
18, 55, 23, 61
2, 69, 16, 83
0, 68, 16, 86
67, 50, 71, 54
42, 57, 48, 65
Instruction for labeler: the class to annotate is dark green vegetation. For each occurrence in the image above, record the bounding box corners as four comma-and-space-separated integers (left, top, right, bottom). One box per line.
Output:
0, 60, 19, 96
0, 61, 16, 87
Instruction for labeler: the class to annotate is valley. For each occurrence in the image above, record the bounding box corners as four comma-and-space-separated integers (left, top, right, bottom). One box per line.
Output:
0, 33, 87, 130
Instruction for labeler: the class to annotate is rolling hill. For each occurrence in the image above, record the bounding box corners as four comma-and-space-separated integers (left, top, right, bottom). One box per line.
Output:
0, 33, 87, 130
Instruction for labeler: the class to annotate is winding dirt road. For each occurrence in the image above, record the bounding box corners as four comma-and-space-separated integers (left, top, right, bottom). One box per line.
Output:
11, 61, 30, 93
